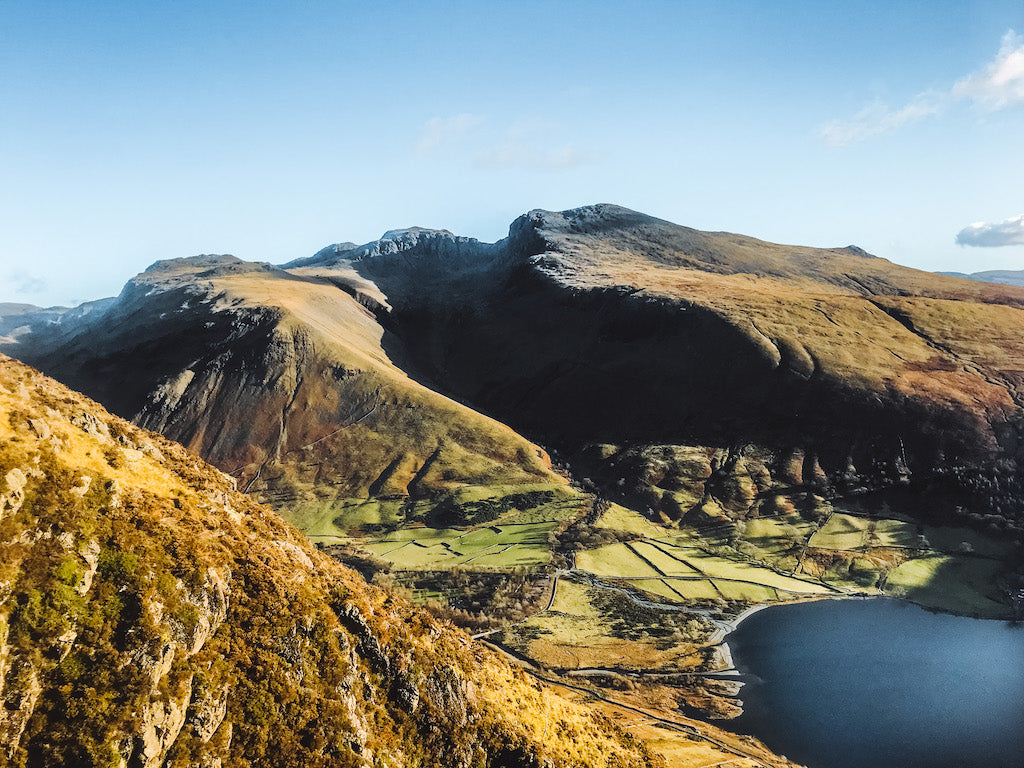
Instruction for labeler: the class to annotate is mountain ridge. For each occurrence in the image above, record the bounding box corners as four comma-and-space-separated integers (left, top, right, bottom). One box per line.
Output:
3, 203, 1024, 536
939, 268, 1024, 287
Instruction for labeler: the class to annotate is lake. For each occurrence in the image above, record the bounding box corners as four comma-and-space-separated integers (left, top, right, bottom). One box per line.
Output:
724, 598, 1024, 768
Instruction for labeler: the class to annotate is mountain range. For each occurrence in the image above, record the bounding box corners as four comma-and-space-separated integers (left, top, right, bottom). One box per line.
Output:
939, 269, 1024, 288
5, 204, 1024, 534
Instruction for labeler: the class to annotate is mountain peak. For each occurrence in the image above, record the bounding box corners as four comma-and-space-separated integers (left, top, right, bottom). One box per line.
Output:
286, 227, 494, 274
142, 254, 245, 274
132, 255, 285, 293
379, 225, 457, 241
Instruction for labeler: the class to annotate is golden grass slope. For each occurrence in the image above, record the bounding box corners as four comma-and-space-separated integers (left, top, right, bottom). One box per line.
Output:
159, 260, 558, 495
530, 206, 1024, 425
0, 353, 663, 768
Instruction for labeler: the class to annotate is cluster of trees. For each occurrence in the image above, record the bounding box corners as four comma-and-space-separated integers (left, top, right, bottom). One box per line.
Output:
423, 490, 557, 527
403, 568, 552, 632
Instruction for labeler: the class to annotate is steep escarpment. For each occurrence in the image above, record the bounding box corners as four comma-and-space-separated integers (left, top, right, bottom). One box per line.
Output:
318, 205, 1024, 533
0, 255, 557, 511
0, 353, 661, 768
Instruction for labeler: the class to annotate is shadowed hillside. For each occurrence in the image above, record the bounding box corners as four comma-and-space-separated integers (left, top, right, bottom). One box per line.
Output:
300, 205, 1024, 534
4, 204, 1024, 537
0, 256, 557, 514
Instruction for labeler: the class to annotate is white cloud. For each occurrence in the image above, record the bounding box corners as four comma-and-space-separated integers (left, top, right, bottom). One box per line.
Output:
414, 114, 484, 154
956, 214, 1024, 247
6, 271, 47, 298
820, 94, 945, 147
476, 118, 598, 170
821, 30, 1024, 146
951, 30, 1024, 109
476, 141, 593, 171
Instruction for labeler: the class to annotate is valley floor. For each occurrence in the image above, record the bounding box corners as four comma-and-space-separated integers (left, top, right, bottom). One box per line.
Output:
285, 484, 1017, 766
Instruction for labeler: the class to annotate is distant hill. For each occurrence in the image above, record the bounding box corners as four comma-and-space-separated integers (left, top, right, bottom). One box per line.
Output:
0, 303, 45, 315
0, 299, 112, 344
938, 269, 1024, 287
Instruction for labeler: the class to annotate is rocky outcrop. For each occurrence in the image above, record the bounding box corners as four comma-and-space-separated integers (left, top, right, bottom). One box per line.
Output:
0, 469, 26, 520
0, 353, 661, 768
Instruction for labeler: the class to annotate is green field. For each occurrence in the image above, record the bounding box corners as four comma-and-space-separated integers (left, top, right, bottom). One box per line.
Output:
887, 555, 1008, 615
920, 524, 1012, 559
622, 578, 722, 602
647, 536, 833, 594
805, 512, 995, 553
360, 520, 559, 570
594, 503, 672, 537
282, 497, 410, 543
808, 513, 873, 550
548, 578, 601, 616
714, 581, 779, 602
290, 485, 1013, 621
743, 517, 816, 557
500, 575, 722, 673
575, 516, 833, 604
283, 482, 579, 544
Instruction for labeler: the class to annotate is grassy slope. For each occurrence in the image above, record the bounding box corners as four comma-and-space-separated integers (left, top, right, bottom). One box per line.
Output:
0, 354, 662, 768
197, 267, 561, 501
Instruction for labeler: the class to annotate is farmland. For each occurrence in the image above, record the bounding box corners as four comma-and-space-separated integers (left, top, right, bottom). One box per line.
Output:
298, 483, 1017, 720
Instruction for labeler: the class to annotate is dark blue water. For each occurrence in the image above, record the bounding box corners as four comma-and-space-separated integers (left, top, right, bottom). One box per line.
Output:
725, 598, 1024, 768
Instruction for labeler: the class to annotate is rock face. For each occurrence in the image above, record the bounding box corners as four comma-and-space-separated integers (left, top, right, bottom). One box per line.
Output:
4, 204, 1024, 535
0, 353, 660, 768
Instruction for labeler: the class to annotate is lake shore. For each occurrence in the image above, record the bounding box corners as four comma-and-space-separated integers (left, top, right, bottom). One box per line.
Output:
717, 596, 1024, 768
711, 593, 869, 673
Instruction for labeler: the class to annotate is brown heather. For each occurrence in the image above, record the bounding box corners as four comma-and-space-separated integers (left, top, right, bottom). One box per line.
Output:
0, 354, 660, 768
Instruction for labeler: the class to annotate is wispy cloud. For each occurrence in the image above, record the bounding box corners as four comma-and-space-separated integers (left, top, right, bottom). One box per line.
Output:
951, 31, 1024, 109
820, 94, 945, 147
476, 120, 596, 170
7, 271, 47, 297
956, 214, 1024, 247
414, 113, 485, 154
414, 115, 598, 171
821, 30, 1024, 146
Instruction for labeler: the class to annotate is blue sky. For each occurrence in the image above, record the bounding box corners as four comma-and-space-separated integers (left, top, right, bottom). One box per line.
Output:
2, 0, 1023, 306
